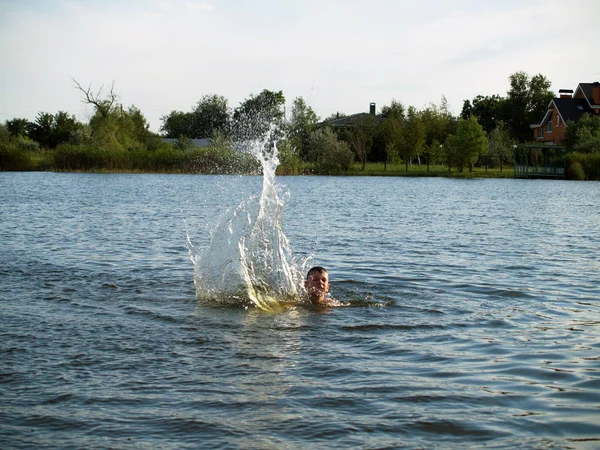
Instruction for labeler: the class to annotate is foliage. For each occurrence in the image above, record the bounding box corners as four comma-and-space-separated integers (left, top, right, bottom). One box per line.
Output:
460, 94, 503, 135
174, 135, 196, 152
460, 71, 553, 143
160, 110, 192, 138
192, 94, 231, 139
306, 128, 353, 174
503, 71, 554, 142
487, 122, 514, 171
286, 97, 319, 161
5, 118, 31, 137
337, 114, 376, 171
445, 115, 488, 172
421, 97, 456, 145
376, 100, 405, 167
275, 138, 301, 174
567, 160, 586, 180
566, 152, 600, 180
397, 106, 425, 171
28, 111, 82, 148
49, 142, 259, 174
0, 124, 38, 170
88, 104, 156, 152
232, 90, 285, 142
422, 139, 444, 169
160, 96, 231, 140
4, 72, 597, 181
564, 114, 600, 153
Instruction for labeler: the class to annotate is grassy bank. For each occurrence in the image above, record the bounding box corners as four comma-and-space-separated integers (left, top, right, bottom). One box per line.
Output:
275, 162, 515, 178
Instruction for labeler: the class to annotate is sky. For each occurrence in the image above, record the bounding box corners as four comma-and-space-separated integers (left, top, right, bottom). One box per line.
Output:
1, 0, 599, 132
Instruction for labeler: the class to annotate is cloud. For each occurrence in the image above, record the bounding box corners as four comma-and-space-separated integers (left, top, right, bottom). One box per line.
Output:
1, 0, 599, 131
184, 1, 215, 11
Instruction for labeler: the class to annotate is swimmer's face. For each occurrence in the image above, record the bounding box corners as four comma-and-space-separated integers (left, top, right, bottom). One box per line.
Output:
305, 271, 330, 298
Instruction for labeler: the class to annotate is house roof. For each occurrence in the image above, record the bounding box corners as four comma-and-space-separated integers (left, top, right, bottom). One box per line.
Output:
553, 97, 591, 124
530, 97, 591, 128
326, 112, 384, 127
574, 82, 600, 107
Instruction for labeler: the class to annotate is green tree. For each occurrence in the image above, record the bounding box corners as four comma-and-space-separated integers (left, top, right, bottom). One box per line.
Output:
565, 113, 600, 153
338, 114, 376, 171
460, 94, 504, 134
274, 138, 300, 174
398, 106, 425, 171
0, 123, 37, 170
286, 97, 319, 161
377, 100, 405, 169
160, 110, 192, 138
445, 115, 488, 172
503, 71, 554, 142
0, 123, 11, 145
126, 105, 152, 144
422, 139, 444, 170
233, 89, 285, 141
5, 118, 31, 138
421, 97, 457, 169
74, 80, 153, 152
306, 127, 353, 174
28, 111, 81, 148
73, 79, 117, 119
487, 121, 514, 171
189, 94, 231, 139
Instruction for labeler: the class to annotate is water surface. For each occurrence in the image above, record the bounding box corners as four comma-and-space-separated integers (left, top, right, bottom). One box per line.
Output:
1, 172, 599, 449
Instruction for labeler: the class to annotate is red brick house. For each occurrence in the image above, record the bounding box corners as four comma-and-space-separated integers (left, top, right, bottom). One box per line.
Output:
530, 82, 600, 144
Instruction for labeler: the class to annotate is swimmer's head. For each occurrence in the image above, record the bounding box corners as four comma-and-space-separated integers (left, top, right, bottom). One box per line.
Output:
305, 266, 330, 304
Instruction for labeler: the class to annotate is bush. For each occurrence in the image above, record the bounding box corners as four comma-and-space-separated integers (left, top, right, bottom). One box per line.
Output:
566, 152, 600, 181
0, 143, 34, 171
316, 139, 353, 174
306, 128, 355, 174
567, 161, 586, 180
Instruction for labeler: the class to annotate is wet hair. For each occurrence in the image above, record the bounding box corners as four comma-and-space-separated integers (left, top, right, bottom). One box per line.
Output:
306, 266, 328, 279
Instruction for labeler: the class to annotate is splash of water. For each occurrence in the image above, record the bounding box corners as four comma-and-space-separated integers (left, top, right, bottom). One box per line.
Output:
187, 138, 309, 310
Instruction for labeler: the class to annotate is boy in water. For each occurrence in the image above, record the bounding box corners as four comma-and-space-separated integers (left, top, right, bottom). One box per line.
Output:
305, 266, 338, 306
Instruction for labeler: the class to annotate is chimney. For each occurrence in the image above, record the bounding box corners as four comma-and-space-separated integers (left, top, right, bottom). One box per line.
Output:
559, 89, 573, 99
593, 82, 600, 105
369, 102, 376, 115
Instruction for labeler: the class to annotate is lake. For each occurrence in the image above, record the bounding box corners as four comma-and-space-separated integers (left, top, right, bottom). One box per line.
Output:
1, 171, 599, 449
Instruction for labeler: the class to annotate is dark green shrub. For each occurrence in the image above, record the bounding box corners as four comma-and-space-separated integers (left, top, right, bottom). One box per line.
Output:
567, 160, 585, 180
0, 144, 34, 170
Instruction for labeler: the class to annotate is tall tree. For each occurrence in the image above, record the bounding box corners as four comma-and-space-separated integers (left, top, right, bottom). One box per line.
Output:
460, 94, 504, 135
233, 89, 285, 141
503, 71, 554, 142
28, 111, 81, 148
338, 114, 376, 171
73, 78, 117, 118
565, 113, 600, 153
189, 94, 231, 139
376, 100, 405, 169
286, 97, 319, 161
125, 105, 152, 144
160, 110, 192, 138
422, 97, 456, 148
5, 118, 31, 138
305, 127, 353, 174
487, 121, 513, 172
445, 115, 488, 172
398, 106, 425, 171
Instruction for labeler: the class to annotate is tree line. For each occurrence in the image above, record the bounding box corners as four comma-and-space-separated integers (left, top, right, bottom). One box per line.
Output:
1, 71, 599, 178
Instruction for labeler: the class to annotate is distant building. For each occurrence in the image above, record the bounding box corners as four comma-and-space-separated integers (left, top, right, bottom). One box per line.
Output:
161, 138, 211, 147
530, 82, 600, 144
325, 102, 384, 128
